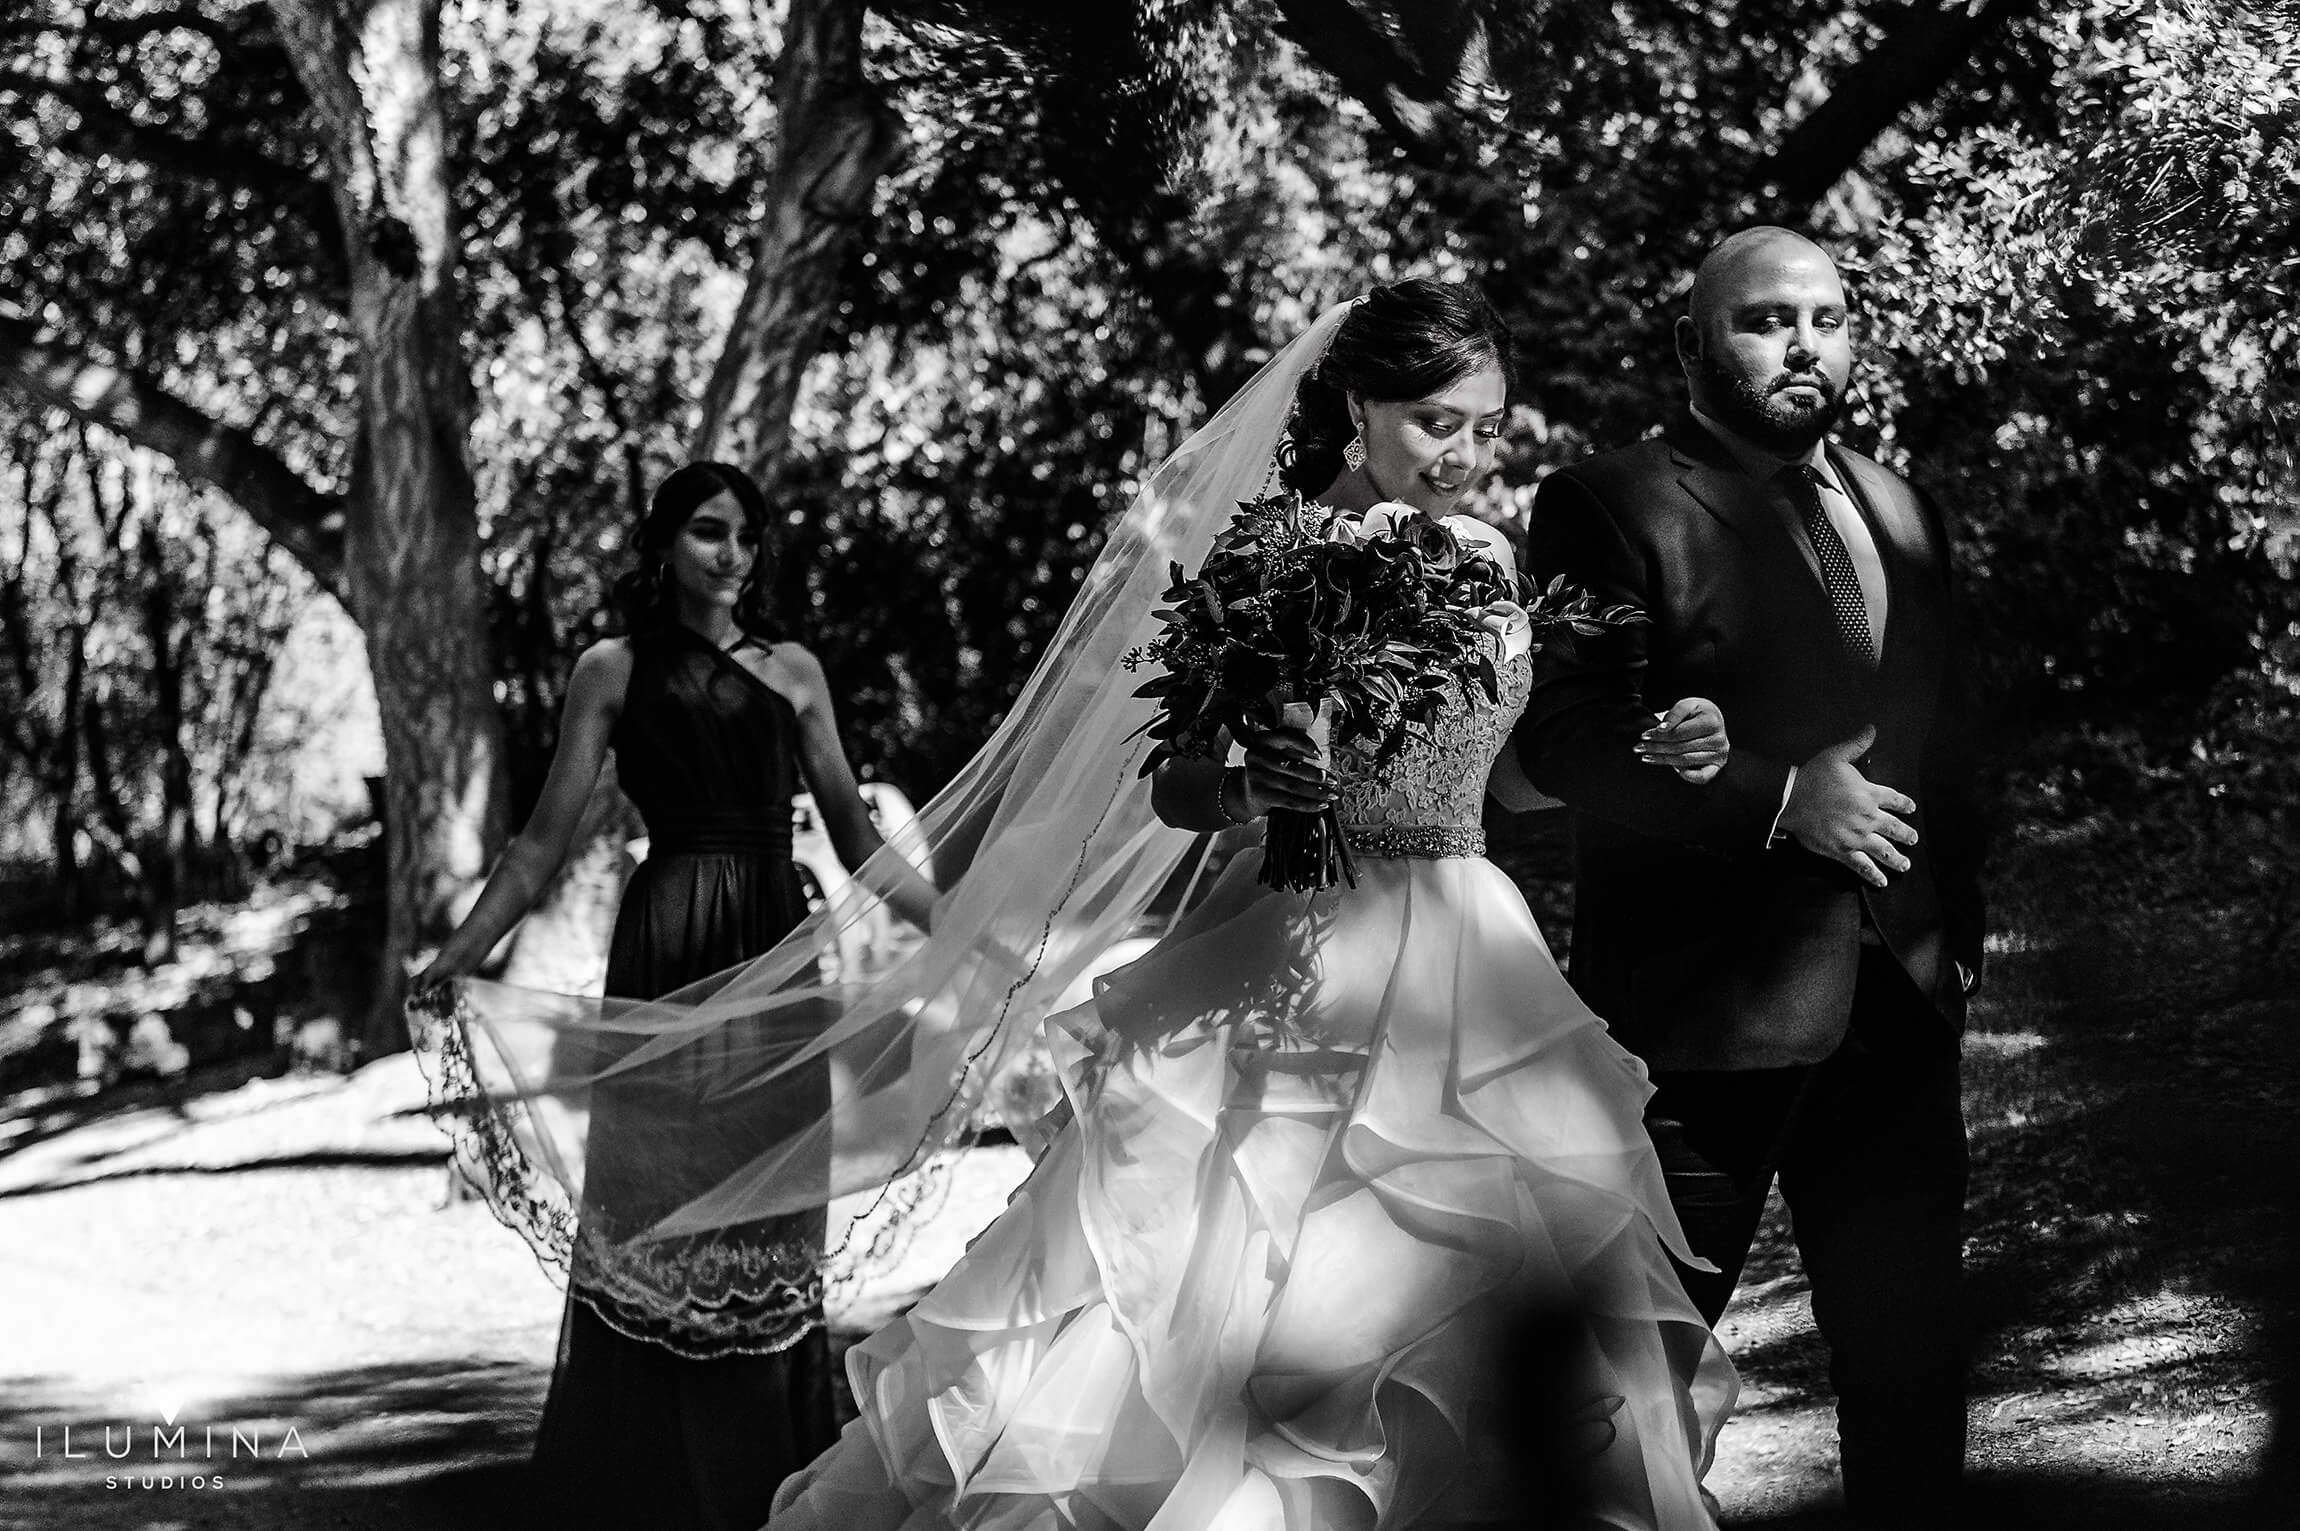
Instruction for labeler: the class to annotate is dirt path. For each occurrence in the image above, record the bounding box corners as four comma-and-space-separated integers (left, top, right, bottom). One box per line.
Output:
1, 835, 2290, 1528
0, 1057, 1044, 1530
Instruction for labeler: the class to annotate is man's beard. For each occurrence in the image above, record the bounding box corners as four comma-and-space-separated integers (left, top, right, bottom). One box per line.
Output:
1699, 353, 1846, 456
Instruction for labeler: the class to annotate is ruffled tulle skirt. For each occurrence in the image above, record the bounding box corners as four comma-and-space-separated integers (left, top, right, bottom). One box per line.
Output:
769, 851, 1737, 1530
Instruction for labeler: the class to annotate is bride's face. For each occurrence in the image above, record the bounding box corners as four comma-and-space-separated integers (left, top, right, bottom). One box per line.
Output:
1349, 359, 1508, 516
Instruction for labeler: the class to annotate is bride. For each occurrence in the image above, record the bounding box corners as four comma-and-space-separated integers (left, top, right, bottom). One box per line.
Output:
419, 281, 1737, 1530
767, 281, 1736, 1530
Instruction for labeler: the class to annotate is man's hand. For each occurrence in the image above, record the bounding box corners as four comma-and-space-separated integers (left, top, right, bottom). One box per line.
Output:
1778, 726, 1917, 889
1639, 697, 1729, 785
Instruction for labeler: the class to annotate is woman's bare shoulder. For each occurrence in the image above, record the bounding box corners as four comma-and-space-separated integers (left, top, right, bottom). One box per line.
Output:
567, 637, 635, 702
754, 638, 829, 715
765, 638, 826, 681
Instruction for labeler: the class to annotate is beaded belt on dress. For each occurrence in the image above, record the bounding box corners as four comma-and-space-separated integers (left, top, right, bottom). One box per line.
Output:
1340, 823, 1484, 860
646, 812, 794, 858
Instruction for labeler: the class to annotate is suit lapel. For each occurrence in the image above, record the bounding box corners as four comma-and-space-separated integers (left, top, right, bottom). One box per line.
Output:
1667, 420, 1837, 639
1668, 425, 1801, 560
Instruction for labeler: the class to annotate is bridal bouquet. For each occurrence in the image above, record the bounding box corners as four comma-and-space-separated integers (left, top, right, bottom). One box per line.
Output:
1125, 492, 1641, 892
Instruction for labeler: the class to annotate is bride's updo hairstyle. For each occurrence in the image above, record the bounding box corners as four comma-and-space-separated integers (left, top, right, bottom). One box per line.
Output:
609, 460, 779, 641
1278, 278, 1516, 495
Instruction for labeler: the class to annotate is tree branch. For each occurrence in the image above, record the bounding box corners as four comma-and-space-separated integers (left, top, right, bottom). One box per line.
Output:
0, 315, 347, 594
696, 0, 905, 485
1269, 0, 1476, 170
0, 69, 346, 277
1755, 0, 2043, 211
0, 431, 68, 772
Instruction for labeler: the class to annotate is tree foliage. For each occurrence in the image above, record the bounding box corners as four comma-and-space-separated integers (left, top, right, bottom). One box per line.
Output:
1848, 0, 2298, 728
1, 0, 2291, 1011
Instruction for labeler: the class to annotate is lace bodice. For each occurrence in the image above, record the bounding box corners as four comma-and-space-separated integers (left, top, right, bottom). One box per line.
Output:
1331, 651, 1532, 859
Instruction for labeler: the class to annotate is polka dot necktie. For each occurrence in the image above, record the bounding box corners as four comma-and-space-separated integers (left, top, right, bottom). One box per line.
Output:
1782, 463, 1875, 667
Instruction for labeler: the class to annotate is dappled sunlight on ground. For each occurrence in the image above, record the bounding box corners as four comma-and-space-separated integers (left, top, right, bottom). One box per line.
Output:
0, 1053, 1035, 1529
1699, 859, 2294, 1527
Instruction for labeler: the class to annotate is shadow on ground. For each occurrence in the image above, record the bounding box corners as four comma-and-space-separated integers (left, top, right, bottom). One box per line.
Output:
1729, 1467, 2255, 1529
0, 1359, 544, 1531
2, 875, 385, 1174
0, 1145, 449, 1201
0, 1328, 898, 1531
1721, 824, 2298, 1527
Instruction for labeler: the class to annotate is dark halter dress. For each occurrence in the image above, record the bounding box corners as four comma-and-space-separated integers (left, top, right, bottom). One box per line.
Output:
529, 625, 837, 1530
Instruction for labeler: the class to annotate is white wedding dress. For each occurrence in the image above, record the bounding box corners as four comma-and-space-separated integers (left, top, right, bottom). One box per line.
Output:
768, 650, 1736, 1530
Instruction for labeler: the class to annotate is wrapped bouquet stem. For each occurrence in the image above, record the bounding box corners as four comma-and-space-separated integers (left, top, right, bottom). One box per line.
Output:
1261, 691, 1353, 893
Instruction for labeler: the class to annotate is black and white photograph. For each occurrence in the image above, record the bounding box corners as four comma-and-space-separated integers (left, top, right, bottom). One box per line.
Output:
0, 1, 2293, 1527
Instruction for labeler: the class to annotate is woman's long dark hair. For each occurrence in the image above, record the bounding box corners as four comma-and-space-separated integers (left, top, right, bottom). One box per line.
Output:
609, 461, 780, 642
1278, 279, 1517, 495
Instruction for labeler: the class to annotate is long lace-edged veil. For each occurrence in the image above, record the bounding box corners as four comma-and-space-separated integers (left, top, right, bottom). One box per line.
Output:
412, 299, 1359, 1355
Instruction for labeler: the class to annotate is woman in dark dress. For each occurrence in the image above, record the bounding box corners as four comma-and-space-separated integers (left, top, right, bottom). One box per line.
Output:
415, 462, 936, 1530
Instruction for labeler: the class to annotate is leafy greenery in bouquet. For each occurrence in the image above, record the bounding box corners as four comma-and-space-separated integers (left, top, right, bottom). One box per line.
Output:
1124, 491, 1642, 891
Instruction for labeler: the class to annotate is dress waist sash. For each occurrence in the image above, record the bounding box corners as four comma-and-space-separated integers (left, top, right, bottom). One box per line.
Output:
646, 811, 794, 859
1339, 823, 1485, 860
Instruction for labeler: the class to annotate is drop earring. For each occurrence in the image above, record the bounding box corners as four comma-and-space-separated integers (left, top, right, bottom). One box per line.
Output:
1342, 428, 1367, 473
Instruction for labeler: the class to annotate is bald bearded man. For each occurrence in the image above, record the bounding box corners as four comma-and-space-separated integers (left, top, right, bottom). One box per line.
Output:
1513, 227, 1987, 1526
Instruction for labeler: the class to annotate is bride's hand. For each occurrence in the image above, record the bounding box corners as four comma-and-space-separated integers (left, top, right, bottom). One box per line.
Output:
1638, 698, 1729, 785
1236, 723, 1337, 816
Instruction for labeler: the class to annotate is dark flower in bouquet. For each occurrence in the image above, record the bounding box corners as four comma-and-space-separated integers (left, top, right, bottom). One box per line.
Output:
1124, 492, 1644, 892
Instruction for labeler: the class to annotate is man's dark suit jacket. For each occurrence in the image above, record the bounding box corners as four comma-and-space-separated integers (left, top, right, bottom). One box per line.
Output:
1514, 411, 1985, 1071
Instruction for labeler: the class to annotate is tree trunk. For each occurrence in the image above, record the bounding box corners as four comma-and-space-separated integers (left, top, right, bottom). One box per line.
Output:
47, 451, 101, 922
1754, 0, 2043, 212
213, 615, 281, 878
51, 627, 86, 920
78, 688, 151, 911
268, 0, 506, 1056
1, 431, 86, 916
136, 507, 188, 965
694, 0, 903, 486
